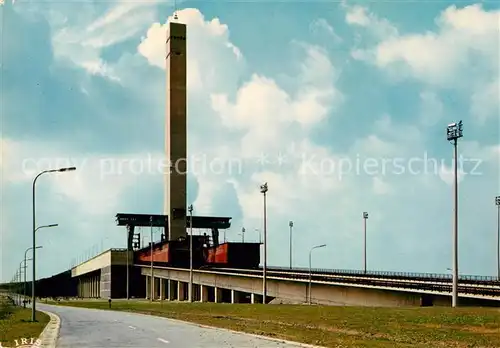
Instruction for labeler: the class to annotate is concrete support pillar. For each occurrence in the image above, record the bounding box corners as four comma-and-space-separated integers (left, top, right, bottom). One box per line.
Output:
231, 290, 241, 304
152, 277, 156, 300
214, 287, 222, 303
168, 280, 175, 300
167, 280, 171, 300
200, 285, 208, 302
159, 279, 164, 300
155, 278, 160, 300
178, 281, 186, 301
145, 276, 150, 299
251, 293, 256, 304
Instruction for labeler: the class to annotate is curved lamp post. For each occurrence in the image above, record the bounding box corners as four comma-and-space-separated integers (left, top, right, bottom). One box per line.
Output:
32, 167, 75, 321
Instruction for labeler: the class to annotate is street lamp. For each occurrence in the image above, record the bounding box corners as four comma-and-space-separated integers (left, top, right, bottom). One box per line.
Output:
19, 258, 33, 306
255, 228, 262, 244
363, 212, 368, 274
32, 166, 75, 321
188, 204, 194, 302
260, 182, 268, 304
289, 221, 293, 269
446, 120, 463, 308
24, 245, 43, 303
150, 216, 154, 301
308, 244, 326, 305
495, 196, 500, 280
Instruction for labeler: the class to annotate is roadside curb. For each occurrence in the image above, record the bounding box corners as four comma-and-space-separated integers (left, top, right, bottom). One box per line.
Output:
155, 315, 327, 348
38, 310, 61, 348
47, 304, 325, 348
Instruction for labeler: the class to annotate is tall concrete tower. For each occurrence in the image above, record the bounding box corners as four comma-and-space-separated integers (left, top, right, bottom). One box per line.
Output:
165, 21, 187, 241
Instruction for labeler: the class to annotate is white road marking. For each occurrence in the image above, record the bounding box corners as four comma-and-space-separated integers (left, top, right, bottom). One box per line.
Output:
157, 338, 170, 344
128, 325, 136, 329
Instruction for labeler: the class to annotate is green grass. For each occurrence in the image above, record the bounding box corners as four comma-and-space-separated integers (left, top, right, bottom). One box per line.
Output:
0, 296, 50, 346
52, 300, 500, 347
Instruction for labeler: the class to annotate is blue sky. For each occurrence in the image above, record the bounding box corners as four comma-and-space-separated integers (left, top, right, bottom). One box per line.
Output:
1, 0, 499, 282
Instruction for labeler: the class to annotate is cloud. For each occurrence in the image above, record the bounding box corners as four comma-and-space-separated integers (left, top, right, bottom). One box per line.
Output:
345, 4, 499, 101
138, 9, 244, 94
50, 1, 159, 79
419, 91, 444, 127
310, 18, 343, 43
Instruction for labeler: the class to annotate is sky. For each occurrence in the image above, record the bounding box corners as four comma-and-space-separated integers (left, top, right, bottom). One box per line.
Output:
1, 0, 499, 283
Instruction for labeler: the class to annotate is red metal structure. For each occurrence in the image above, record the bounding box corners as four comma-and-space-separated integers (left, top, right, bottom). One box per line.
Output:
117, 213, 261, 269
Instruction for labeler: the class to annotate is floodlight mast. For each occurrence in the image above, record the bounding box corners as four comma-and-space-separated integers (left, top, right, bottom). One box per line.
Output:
188, 204, 194, 302
363, 212, 368, 274
260, 182, 268, 304
289, 221, 294, 269
446, 120, 463, 308
496, 196, 500, 280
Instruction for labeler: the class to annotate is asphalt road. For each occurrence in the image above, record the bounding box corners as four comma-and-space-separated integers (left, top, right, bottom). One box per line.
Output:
38, 304, 305, 348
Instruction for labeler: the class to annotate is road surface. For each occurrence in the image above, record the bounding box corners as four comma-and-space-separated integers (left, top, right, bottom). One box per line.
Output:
38, 304, 305, 347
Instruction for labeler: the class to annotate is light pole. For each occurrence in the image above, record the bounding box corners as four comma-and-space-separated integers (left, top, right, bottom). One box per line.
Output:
308, 244, 326, 305
260, 182, 268, 304
446, 120, 463, 308
24, 245, 44, 303
20, 258, 32, 305
363, 212, 368, 274
496, 196, 500, 280
32, 166, 75, 322
150, 216, 154, 301
188, 204, 194, 302
241, 227, 245, 243
255, 228, 261, 244
289, 221, 293, 269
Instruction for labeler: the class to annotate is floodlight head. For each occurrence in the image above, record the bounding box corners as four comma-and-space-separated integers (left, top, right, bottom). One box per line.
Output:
188, 204, 193, 213
260, 182, 268, 194
47, 224, 58, 228
446, 120, 463, 141
318, 244, 326, 248
496, 196, 500, 206
363, 212, 368, 219
242, 227, 245, 232
289, 221, 293, 227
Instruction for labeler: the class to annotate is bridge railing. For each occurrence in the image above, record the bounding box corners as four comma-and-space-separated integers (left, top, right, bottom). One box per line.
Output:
263, 266, 499, 282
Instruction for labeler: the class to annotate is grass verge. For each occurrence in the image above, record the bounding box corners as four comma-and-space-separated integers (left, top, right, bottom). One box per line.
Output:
0, 297, 49, 346
51, 300, 500, 347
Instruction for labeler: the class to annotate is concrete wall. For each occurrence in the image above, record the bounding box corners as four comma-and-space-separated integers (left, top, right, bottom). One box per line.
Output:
100, 265, 112, 299
72, 251, 111, 277
139, 267, 423, 306
72, 249, 131, 278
